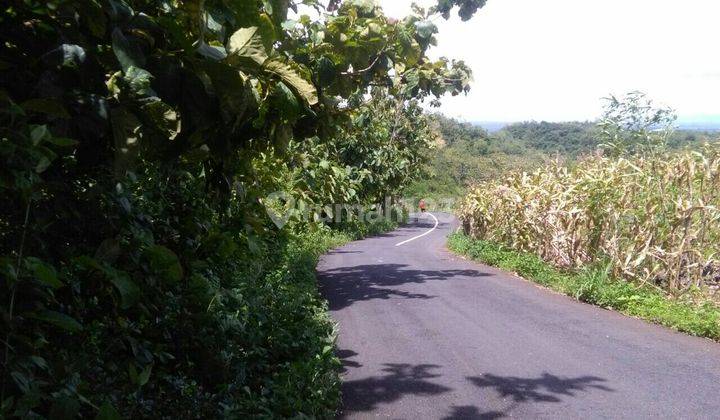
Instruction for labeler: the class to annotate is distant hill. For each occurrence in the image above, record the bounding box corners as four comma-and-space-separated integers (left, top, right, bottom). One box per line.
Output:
677, 121, 720, 131
497, 121, 600, 157
478, 120, 720, 133
408, 115, 720, 200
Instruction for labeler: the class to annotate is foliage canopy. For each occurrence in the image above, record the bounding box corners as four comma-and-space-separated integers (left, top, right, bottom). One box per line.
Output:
0, 0, 484, 417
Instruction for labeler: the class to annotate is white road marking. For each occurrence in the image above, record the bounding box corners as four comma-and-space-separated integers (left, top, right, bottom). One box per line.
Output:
395, 212, 439, 247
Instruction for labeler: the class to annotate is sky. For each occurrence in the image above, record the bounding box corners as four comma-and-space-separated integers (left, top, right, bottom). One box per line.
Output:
379, 0, 720, 123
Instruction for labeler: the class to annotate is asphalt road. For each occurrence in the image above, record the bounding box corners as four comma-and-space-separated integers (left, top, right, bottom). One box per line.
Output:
317, 213, 720, 419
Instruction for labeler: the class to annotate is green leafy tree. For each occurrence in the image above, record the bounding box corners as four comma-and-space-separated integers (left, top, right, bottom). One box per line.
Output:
599, 91, 677, 156
433, 0, 488, 20
0, 0, 486, 417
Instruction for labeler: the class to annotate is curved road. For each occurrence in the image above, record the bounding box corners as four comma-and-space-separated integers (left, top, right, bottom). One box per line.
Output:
317, 213, 720, 419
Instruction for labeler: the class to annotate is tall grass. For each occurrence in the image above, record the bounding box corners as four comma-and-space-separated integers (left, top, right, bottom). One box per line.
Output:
459, 144, 720, 299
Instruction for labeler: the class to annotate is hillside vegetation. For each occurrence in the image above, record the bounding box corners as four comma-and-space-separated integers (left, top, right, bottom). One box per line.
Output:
0, 0, 486, 417
408, 111, 719, 202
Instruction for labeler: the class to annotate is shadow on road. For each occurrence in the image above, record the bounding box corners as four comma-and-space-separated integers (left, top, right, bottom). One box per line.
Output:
467, 372, 614, 403
319, 263, 491, 310
337, 348, 362, 373
354, 218, 451, 240
442, 405, 505, 419
324, 250, 362, 256
338, 349, 613, 418
341, 363, 451, 415
404, 220, 448, 229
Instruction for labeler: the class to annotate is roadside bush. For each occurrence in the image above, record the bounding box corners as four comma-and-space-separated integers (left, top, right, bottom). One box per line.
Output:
0, 156, 397, 417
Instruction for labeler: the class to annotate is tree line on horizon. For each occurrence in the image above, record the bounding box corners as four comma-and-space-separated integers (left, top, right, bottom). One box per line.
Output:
408, 105, 720, 200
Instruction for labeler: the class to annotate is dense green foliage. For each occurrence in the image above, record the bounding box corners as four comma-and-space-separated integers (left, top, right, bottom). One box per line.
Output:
497, 121, 600, 157
406, 116, 561, 200
0, 0, 484, 417
448, 233, 720, 341
499, 119, 716, 157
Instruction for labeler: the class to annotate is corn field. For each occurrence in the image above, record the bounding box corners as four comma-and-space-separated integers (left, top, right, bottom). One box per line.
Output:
459, 145, 720, 297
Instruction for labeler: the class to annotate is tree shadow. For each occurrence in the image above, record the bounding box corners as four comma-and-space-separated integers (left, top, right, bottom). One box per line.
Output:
467, 372, 614, 403
409, 220, 444, 229
336, 348, 362, 374
324, 249, 362, 255
341, 363, 452, 415
442, 405, 505, 420
319, 263, 491, 310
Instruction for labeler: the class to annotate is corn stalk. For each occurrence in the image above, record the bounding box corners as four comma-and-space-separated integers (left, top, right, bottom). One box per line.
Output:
459, 144, 720, 298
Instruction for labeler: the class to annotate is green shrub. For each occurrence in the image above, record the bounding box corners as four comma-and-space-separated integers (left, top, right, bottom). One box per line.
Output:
0, 153, 399, 418
0, 0, 477, 415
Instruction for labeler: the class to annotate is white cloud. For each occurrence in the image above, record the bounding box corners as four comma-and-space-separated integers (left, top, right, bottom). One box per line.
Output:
380, 0, 720, 122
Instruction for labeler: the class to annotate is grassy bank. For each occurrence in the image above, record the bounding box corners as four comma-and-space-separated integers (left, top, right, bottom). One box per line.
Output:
232, 218, 401, 417
1, 215, 398, 419
448, 233, 720, 341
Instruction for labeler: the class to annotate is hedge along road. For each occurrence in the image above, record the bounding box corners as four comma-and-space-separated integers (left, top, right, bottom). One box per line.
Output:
316, 212, 720, 419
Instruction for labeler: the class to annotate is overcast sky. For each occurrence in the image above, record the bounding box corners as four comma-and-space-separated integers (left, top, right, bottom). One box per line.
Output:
380, 0, 720, 122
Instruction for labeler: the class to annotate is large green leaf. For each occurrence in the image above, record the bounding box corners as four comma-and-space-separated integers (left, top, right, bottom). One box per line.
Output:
414, 20, 438, 40
316, 56, 336, 88
107, 270, 140, 309
25, 257, 63, 289
227, 26, 268, 66
271, 82, 300, 122
264, 59, 318, 105
202, 62, 254, 125
95, 402, 121, 420
123, 66, 155, 97
144, 245, 183, 283
32, 310, 83, 332
257, 13, 277, 47
227, 27, 318, 105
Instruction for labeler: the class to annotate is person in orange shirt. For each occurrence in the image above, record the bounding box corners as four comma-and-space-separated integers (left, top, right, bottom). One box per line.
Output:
419, 199, 427, 213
